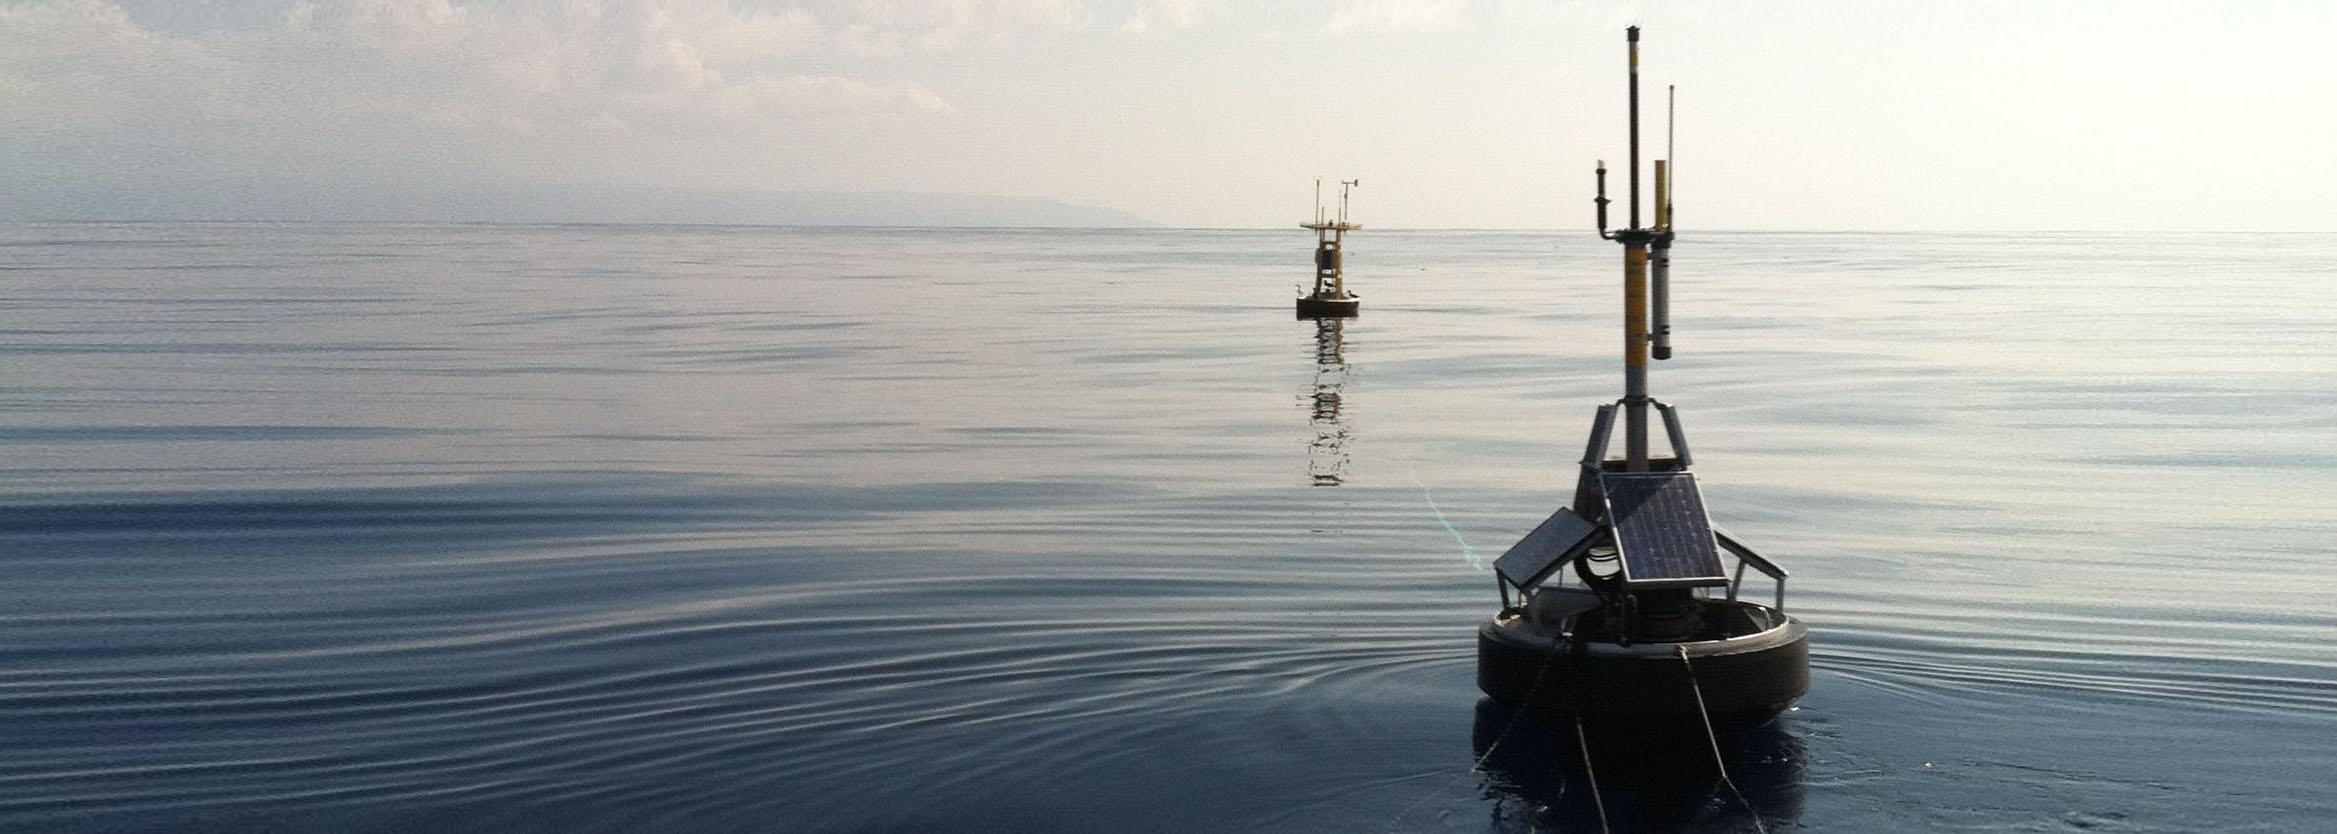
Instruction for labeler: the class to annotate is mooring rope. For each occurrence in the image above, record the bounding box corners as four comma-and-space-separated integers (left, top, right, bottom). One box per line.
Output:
1678, 645, 1768, 834
1374, 463, 1502, 831
1377, 623, 1568, 832
1386, 461, 1611, 830
1573, 714, 1613, 834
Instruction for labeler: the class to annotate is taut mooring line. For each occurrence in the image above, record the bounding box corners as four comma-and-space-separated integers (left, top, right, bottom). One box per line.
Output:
1573, 714, 1612, 834
1679, 645, 1769, 834
1378, 606, 1573, 833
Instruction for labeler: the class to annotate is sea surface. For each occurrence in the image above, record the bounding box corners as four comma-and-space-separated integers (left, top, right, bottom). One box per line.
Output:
3, 223, 2333, 833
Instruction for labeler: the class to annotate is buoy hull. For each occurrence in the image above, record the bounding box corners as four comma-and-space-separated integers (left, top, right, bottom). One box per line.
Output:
1295, 296, 1360, 319
1477, 607, 1808, 730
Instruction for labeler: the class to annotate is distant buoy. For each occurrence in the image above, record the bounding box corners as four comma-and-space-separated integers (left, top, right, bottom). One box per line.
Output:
1475, 26, 1809, 730
1296, 178, 1361, 319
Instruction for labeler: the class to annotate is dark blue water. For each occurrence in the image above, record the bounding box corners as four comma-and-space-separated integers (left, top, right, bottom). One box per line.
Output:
4, 223, 2334, 832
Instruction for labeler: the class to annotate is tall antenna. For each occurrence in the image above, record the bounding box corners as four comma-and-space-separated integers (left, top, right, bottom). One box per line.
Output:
1627, 26, 1641, 231
1607, 25, 1653, 468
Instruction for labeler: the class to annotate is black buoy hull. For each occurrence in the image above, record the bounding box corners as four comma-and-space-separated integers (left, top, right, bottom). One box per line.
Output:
1295, 295, 1359, 319
1477, 610, 1808, 730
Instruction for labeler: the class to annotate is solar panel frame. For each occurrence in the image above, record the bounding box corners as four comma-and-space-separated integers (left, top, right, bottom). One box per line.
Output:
1598, 471, 1729, 589
1494, 507, 1600, 591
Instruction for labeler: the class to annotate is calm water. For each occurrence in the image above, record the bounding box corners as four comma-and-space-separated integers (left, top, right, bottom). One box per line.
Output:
3, 223, 2333, 832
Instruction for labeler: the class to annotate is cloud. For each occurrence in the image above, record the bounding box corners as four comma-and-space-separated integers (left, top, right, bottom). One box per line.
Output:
1, 0, 222, 129
1488, 0, 1615, 31
1323, 0, 1468, 34
0, 0, 960, 173
826, 0, 1090, 57
732, 73, 954, 116
269, 0, 891, 132
1118, 0, 1210, 34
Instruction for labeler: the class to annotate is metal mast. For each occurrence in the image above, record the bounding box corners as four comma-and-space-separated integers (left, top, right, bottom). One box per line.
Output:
1598, 26, 1656, 471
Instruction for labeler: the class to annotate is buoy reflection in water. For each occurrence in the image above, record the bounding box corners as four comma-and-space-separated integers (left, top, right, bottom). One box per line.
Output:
1305, 317, 1352, 487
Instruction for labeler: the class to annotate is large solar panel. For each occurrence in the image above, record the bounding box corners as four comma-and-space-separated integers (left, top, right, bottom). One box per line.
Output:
1598, 472, 1728, 588
1495, 507, 1599, 590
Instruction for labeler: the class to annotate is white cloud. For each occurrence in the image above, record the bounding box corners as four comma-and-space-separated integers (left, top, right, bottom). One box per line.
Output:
1488, 0, 1615, 31
826, 0, 1087, 56
1, 0, 955, 155
262, 0, 850, 128
1118, 0, 1210, 34
1, 0, 223, 128
732, 73, 954, 116
1323, 0, 1468, 34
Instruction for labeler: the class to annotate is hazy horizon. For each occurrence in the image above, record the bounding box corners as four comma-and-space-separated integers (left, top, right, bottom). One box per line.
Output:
7, 1, 2333, 232
21, 214, 2337, 235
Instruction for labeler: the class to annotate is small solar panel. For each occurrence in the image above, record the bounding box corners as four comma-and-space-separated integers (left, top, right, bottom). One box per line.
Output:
1495, 507, 1599, 590
1598, 472, 1728, 588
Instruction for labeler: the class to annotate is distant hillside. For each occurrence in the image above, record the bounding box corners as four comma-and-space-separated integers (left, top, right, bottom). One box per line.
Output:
0, 180, 1155, 228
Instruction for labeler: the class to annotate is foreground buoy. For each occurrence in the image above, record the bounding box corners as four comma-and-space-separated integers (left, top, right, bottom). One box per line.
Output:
1296, 178, 1361, 319
1476, 26, 1808, 730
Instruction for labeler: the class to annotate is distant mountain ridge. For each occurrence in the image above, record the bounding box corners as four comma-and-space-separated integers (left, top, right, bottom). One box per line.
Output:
0, 180, 1155, 228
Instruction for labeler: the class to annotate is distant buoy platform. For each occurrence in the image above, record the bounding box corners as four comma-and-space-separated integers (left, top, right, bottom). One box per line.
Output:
1296, 179, 1361, 319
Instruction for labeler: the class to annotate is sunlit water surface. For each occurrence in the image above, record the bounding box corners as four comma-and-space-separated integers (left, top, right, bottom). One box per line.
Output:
4, 223, 2333, 832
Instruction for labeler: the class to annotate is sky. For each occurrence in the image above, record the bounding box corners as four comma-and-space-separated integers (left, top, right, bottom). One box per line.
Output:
4, 0, 2334, 230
